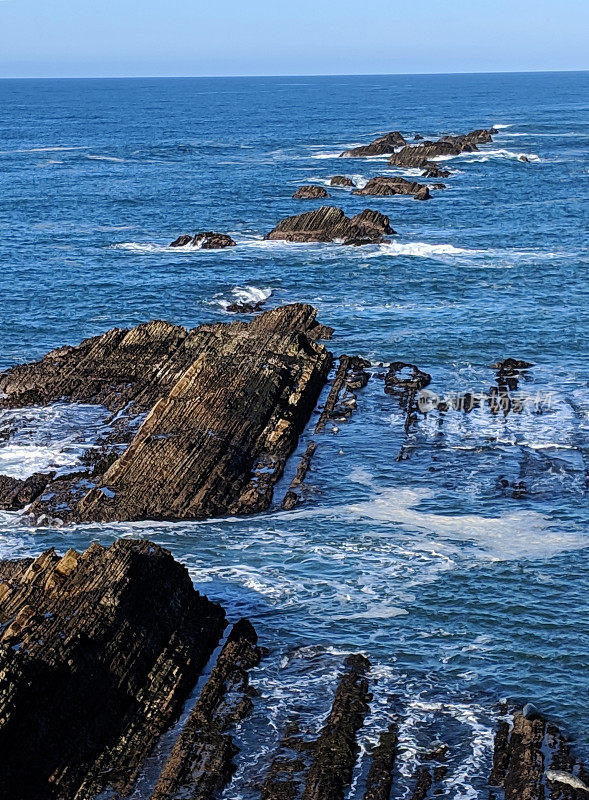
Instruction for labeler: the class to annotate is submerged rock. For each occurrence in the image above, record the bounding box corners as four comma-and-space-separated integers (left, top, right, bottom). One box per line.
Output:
170, 232, 236, 249
353, 176, 432, 200
293, 185, 330, 199
0, 539, 226, 800
340, 131, 406, 158
329, 175, 356, 187
265, 206, 395, 245
1, 305, 334, 523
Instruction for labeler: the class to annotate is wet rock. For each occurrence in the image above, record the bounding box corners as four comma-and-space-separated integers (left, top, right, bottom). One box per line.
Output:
421, 164, 451, 178
170, 232, 236, 249
0, 539, 226, 800
409, 766, 432, 800
490, 707, 589, 799
389, 128, 496, 175
282, 441, 317, 510
150, 618, 261, 800
492, 357, 534, 373
301, 654, 371, 800
363, 722, 399, 800
519, 154, 531, 163
340, 131, 406, 158
265, 206, 395, 245
0, 471, 55, 510
384, 362, 431, 393
226, 299, 267, 313
261, 720, 315, 800
315, 355, 370, 432
329, 175, 356, 187
352, 176, 432, 200
293, 185, 330, 199
414, 134, 424, 140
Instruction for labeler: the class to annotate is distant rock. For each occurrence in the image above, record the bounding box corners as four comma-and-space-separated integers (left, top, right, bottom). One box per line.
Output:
340, 131, 406, 158
329, 175, 356, 187
226, 299, 267, 313
389, 128, 497, 176
422, 165, 451, 178
293, 185, 330, 199
265, 206, 395, 245
414, 134, 424, 140
353, 176, 433, 200
170, 232, 236, 249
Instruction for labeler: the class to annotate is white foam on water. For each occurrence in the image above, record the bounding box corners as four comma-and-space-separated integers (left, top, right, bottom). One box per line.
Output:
492, 123, 512, 129
371, 241, 482, 258
214, 285, 273, 310
86, 154, 126, 162
0, 146, 86, 155
113, 242, 173, 253
311, 151, 345, 159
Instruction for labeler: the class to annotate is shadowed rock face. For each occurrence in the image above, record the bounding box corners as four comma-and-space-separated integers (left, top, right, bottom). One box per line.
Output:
340, 131, 406, 157
293, 185, 330, 199
352, 176, 433, 200
265, 206, 395, 245
0, 539, 226, 800
0, 305, 334, 524
329, 175, 356, 187
170, 232, 236, 248
389, 128, 496, 174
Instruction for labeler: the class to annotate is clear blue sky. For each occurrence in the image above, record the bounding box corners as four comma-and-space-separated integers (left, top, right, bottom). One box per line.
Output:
0, 0, 587, 78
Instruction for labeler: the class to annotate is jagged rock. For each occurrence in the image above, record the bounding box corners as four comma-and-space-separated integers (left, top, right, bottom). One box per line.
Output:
0, 471, 55, 510
170, 232, 236, 249
226, 299, 267, 313
282, 441, 317, 510
0, 540, 226, 800
329, 175, 356, 187
1, 305, 334, 524
301, 654, 371, 800
414, 134, 424, 140
492, 357, 534, 373
363, 722, 398, 800
352, 176, 432, 200
384, 362, 431, 393
315, 354, 370, 433
340, 132, 406, 158
490, 708, 589, 799
293, 185, 330, 199
389, 128, 496, 174
265, 206, 395, 245
422, 164, 451, 178
150, 618, 261, 800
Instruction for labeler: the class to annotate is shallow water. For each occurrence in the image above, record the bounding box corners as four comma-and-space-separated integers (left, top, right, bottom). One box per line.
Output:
0, 72, 588, 793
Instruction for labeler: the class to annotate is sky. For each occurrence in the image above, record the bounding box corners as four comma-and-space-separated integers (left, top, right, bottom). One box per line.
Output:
0, 0, 587, 78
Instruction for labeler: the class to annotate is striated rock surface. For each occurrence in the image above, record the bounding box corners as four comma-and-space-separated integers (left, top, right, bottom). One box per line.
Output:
389, 127, 496, 175
0, 539, 226, 800
353, 176, 432, 200
340, 131, 406, 158
293, 185, 330, 199
150, 618, 261, 800
170, 232, 236, 249
1, 305, 334, 524
329, 175, 356, 187
363, 722, 399, 800
265, 206, 395, 245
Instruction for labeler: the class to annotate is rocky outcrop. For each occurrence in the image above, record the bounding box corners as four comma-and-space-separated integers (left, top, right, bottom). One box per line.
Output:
329, 175, 356, 187
340, 131, 406, 158
170, 232, 236, 249
265, 206, 395, 245
150, 618, 261, 800
389, 127, 496, 175
293, 185, 330, 199
0, 471, 55, 510
363, 723, 399, 800
353, 176, 433, 200
490, 706, 589, 799
0, 305, 334, 523
0, 540, 226, 800
315, 354, 370, 432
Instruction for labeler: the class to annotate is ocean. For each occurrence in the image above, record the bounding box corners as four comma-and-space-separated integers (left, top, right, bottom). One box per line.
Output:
0, 71, 587, 797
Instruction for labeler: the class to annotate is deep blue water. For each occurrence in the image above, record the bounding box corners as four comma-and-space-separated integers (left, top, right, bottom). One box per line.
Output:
0, 73, 588, 796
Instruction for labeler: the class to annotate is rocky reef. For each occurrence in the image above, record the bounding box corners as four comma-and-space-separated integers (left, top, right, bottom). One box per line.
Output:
293, 185, 330, 199
340, 131, 406, 157
389, 127, 497, 176
265, 206, 395, 245
352, 176, 435, 200
329, 175, 356, 187
170, 232, 236, 248
0, 304, 334, 524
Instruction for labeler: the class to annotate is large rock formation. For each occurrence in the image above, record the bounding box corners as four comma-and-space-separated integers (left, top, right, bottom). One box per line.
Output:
170, 232, 236, 249
388, 128, 496, 175
0, 305, 334, 524
265, 206, 395, 245
352, 176, 433, 200
0, 540, 226, 800
340, 131, 406, 157
293, 185, 330, 199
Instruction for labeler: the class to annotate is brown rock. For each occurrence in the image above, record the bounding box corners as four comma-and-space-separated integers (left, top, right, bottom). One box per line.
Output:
329, 175, 356, 187
353, 176, 432, 200
340, 131, 406, 158
170, 232, 236, 249
265, 206, 395, 245
0, 540, 226, 800
0, 471, 55, 511
293, 185, 330, 199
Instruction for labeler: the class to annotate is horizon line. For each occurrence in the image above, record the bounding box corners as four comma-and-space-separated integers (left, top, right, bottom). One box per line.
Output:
0, 67, 587, 81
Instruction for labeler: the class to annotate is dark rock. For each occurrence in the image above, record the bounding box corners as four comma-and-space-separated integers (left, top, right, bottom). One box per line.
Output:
170, 232, 236, 249
150, 618, 261, 800
226, 299, 267, 313
0, 540, 226, 800
492, 358, 534, 373
340, 131, 406, 158
315, 354, 370, 433
409, 766, 433, 800
363, 722, 398, 800
0, 471, 55, 510
282, 441, 317, 510
421, 165, 451, 178
293, 185, 330, 199
389, 128, 496, 175
352, 176, 432, 200
518, 155, 531, 163
384, 362, 431, 393
329, 175, 356, 187
265, 206, 395, 245
301, 654, 371, 800
414, 134, 424, 140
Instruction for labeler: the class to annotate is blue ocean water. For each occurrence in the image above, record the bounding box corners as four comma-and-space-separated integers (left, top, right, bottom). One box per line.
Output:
0, 72, 588, 795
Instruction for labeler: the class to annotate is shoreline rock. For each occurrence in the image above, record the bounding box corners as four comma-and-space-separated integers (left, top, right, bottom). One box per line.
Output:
389, 127, 497, 176
352, 176, 434, 200
340, 131, 406, 158
293, 185, 330, 199
329, 175, 356, 187
170, 232, 236, 249
265, 206, 395, 245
